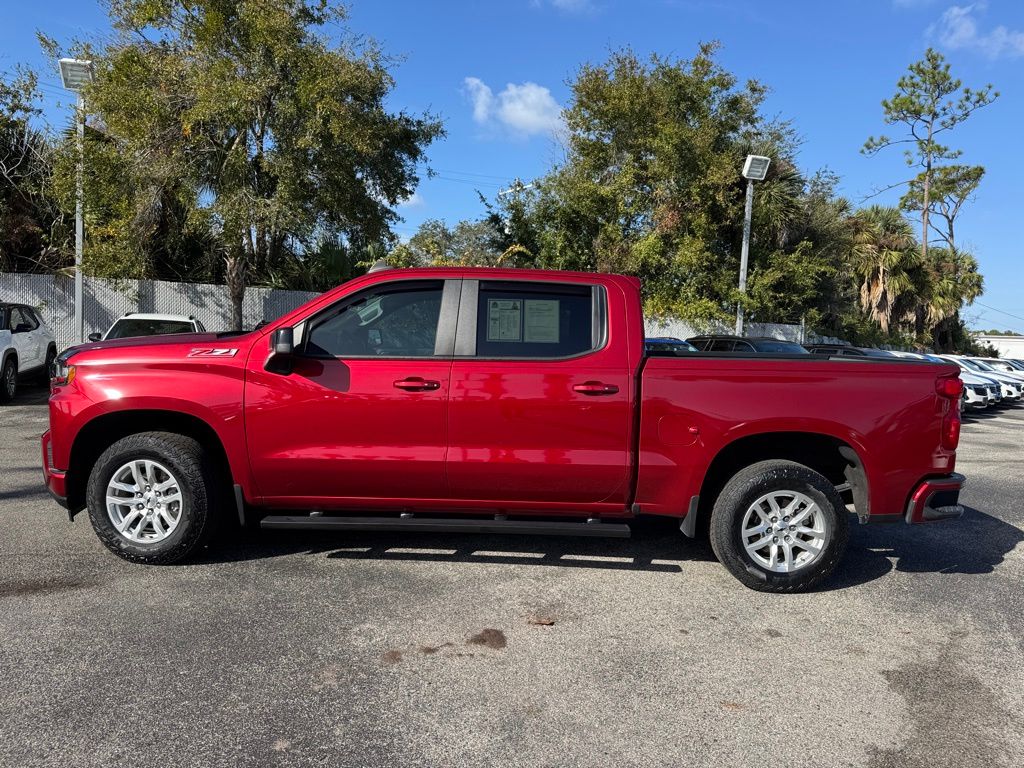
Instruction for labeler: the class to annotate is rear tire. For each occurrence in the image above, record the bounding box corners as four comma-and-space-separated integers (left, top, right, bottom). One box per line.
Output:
709, 460, 849, 593
0, 358, 16, 403
86, 432, 221, 564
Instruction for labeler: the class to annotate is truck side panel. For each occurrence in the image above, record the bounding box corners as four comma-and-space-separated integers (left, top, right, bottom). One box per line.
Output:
635, 356, 959, 518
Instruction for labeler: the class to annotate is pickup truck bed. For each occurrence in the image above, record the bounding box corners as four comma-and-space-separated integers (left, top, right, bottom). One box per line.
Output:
42, 267, 965, 592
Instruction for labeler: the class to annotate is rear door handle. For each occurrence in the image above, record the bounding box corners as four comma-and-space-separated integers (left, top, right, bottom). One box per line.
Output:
573, 381, 619, 395
394, 377, 441, 392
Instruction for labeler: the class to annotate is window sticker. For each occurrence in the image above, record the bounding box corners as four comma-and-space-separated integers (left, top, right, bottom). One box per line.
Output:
487, 299, 522, 341
524, 299, 560, 343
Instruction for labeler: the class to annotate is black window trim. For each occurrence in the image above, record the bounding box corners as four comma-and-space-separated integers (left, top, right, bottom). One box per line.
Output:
453, 278, 608, 361
296, 277, 460, 361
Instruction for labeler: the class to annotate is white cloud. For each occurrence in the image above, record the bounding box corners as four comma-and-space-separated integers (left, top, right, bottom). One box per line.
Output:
930, 3, 1024, 59
397, 191, 424, 209
463, 77, 565, 138
463, 77, 494, 124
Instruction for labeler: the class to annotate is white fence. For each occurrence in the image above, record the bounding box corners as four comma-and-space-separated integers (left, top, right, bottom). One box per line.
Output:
0, 272, 319, 351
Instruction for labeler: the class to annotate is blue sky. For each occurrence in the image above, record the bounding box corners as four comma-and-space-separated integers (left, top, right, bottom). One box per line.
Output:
3, 0, 1022, 331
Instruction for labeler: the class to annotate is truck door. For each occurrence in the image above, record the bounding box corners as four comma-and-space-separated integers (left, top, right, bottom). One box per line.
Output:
446, 279, 632, 506
245, 278, 458, 505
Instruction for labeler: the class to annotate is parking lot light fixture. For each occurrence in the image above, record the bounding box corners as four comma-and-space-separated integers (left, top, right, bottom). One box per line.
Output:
58, 58, 94, 345
735, 154, 771, 336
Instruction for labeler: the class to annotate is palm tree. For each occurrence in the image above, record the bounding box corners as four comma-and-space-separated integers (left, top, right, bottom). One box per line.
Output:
849, 206, 919, 334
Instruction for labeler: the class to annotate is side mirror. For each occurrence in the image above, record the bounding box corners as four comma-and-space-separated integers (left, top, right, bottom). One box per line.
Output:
265, 327, 294, 374
87, 332, 102, 342
13, 323, 31, 334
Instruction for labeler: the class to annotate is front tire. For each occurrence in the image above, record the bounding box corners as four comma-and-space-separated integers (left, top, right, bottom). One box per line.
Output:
709, 460, 849, 593
86, 432, 220, 564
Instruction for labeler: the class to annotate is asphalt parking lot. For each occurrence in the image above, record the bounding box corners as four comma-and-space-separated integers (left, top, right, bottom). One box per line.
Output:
2, 387, 1023, 768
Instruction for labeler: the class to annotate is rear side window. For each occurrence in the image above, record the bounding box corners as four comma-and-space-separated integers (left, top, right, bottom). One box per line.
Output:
475, 282, 595, 358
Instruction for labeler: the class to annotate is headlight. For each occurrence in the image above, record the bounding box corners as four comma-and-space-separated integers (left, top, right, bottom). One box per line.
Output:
51, 360, 76, 387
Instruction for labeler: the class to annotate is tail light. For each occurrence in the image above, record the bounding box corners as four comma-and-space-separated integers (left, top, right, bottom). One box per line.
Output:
936, 374, 962, 450
935, 376, 963, 398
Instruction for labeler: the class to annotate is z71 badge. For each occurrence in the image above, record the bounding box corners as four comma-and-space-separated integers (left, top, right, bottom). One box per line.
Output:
187, 348, 238, 358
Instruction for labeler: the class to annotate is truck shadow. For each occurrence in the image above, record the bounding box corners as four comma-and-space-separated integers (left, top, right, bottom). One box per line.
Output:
207, 517, 716, 574
827, 506, 1023, 590
204, 507, 1022, 586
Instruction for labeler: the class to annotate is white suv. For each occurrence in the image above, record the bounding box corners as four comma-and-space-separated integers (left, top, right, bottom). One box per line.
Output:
89, 313, 206, 341
1, 303, 57, 403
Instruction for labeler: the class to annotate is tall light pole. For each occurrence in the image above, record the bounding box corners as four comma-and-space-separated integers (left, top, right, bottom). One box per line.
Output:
735, 154, 770, 336
58, 58, 94, 344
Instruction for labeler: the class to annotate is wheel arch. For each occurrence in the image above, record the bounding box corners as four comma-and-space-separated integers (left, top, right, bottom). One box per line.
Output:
696, 431, 869, 526
66, 409, 234, 514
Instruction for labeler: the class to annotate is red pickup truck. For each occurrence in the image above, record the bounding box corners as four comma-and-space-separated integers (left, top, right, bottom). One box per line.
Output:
42, 267, 965, 592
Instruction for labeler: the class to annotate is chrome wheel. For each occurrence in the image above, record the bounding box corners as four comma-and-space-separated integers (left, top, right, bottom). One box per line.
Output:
740, 490, 831, 573
106, 459, 184, 544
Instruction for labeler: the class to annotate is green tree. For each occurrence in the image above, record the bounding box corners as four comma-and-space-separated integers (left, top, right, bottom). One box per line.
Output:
388, 218, 503, 266
45, 0, 442, 328
849, 206, 919, 335
522, 45, 771, 322
0, 70, 64, 273
863, 48, 996, 264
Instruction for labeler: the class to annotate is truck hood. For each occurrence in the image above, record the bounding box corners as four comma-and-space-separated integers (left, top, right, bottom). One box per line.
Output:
60, 331, 254, 363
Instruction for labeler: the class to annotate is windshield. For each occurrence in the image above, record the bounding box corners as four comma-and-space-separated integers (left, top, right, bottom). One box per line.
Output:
965, 359, 994, 372
983, 360, 1014, 372
1007, 359, 1024, 371
106, 319, 195, 339
755, 340, 809, 354
645, 339, 698, 353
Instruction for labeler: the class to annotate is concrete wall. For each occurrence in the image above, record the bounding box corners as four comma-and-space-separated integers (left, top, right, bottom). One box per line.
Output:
0, 272, 319, 351
974, 335, 1024, 360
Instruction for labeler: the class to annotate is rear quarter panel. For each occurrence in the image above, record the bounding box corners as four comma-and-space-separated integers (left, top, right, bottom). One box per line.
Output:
636, 356, 959, 518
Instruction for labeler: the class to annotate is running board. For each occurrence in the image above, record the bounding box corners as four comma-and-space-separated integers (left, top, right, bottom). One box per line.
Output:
259, 514, 631, 538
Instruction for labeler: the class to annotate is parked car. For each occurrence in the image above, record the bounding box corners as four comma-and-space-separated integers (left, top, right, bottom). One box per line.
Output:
804, 343, 866, 357
938, 356, 1022, 403
686, 335, 809, 354
968, 357, 1024, 383
89, 313, 206, 342
1, 302, 57, 403
44, 267, 966, 593
645, 337, 699, 354
914, 354, 1000, 409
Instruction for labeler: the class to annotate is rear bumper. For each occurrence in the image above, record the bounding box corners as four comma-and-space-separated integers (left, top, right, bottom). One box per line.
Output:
904, 473, 965, 524
41, 430, 69, 509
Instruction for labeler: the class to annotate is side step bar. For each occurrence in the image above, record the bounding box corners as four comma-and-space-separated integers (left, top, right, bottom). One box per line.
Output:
259, 514, 631, 538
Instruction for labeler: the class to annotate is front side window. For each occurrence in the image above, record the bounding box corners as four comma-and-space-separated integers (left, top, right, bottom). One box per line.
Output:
305, 281, 444, 358
475, 282, 595, 359
708, 339, 735, 352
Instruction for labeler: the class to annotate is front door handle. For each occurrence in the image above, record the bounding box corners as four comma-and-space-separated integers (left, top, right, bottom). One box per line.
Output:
394, 377, 441, 392
573, 381, 619, 395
